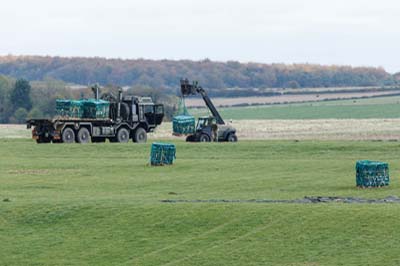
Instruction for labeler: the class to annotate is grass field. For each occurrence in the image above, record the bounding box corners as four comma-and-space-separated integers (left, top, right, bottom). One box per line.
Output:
190, 96, 400, 120
1, 139, 400, 265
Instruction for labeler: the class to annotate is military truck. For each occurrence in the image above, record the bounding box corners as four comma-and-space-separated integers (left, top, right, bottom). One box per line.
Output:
26, 86, 164, 144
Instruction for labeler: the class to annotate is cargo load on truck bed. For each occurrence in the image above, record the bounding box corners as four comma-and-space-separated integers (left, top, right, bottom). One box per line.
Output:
56, 99, 110, 119
56, 99, 84, 118
82, 99, 110, 119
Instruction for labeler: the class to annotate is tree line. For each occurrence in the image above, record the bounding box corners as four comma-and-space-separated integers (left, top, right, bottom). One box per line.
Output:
0, 55, 398, 91
0, 76, 69, 123
1, 55, 399, 123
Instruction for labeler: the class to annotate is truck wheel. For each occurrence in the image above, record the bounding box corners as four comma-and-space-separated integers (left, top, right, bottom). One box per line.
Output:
77, 127, 91, 144
117, 128, 130, 143
62, 128, 75, 144
227, 133, 238, 142
199, 134, 211, 142
133, 127, 147, 143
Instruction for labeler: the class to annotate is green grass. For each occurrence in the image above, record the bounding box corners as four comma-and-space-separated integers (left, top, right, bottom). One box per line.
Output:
1, 139, 400, 265
190, 96, 400, 119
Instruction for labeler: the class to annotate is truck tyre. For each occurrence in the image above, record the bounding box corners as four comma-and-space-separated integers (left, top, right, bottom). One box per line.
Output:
133, 127, 147, 143
77, 127, 91, 144
62, 128, 75, 144
227, 133, 238, 142
199, 134, 211, 142
117, 128, 130, 143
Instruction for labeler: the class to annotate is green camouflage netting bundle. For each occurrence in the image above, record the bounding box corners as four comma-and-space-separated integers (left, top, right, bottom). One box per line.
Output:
172, 98, 195, 135
150, 142, 176, 166
56, 99, 84, 118
173, 115, 195, 135
56, 99, 110, 119
356, 160, 389, 187
82, 99, 110, 119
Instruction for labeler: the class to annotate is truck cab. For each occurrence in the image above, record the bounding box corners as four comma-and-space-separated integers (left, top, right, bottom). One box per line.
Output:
121, 96, 164, 127
136, 97, 164, 127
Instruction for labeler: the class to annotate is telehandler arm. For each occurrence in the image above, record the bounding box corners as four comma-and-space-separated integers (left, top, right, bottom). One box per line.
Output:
180, 79, 225, 125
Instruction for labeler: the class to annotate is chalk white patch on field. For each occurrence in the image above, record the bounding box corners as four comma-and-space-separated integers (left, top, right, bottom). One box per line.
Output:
154, 120, 400, 141
0, 124, 30, 138
3, 119, 400, 141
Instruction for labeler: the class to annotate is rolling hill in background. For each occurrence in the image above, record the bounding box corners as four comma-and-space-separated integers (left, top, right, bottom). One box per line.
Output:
0, 55, 398, 92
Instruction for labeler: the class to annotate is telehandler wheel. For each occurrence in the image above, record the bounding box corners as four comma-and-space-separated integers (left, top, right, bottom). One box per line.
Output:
133, 127, 147, 143
227, 133, 238, 142
186, 135, 195, 142
117, 128, 130, 143
62, 127, 75, 144
77, 127, 91, 144
199, 134, 211, 142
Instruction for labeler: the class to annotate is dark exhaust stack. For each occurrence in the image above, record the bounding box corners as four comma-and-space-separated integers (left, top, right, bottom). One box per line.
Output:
117, 87, 122, 120
91, 84, 100, 100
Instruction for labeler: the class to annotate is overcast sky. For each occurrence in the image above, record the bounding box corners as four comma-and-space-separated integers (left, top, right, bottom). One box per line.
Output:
1, 0, 399, 73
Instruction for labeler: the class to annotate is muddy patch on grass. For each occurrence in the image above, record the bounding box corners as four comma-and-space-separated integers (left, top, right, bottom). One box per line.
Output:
162, 196, 400, 204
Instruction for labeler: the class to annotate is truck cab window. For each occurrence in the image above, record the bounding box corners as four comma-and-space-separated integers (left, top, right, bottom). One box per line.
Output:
155, 105, 163, 114
196, 119, 206, 130
144, 105, 154, 114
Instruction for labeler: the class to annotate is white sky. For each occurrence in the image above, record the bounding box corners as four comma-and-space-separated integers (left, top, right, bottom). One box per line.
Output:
0, 0, 399, 73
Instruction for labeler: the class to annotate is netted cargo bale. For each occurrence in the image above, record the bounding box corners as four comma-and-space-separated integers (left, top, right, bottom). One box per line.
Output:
356, 160, 389, 188
82, 99, 110, 119
172, 97, 195, 135
56, 99, 70, 116
173, 115, 195, 135
150, 142, 176, 166
56, 100, 84, 118
70, 100, 84, 118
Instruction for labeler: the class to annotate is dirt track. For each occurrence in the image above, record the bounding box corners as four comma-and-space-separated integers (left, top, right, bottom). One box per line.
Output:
185, 91, 400, 107
3, 119, 400, 141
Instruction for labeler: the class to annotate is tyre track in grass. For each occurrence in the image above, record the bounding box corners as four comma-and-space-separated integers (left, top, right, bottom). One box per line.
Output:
121, 216, 244, 265
159, 211, 287, 266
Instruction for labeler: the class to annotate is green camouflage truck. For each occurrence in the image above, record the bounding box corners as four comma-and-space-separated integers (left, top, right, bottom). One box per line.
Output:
27, 87, 164, 144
